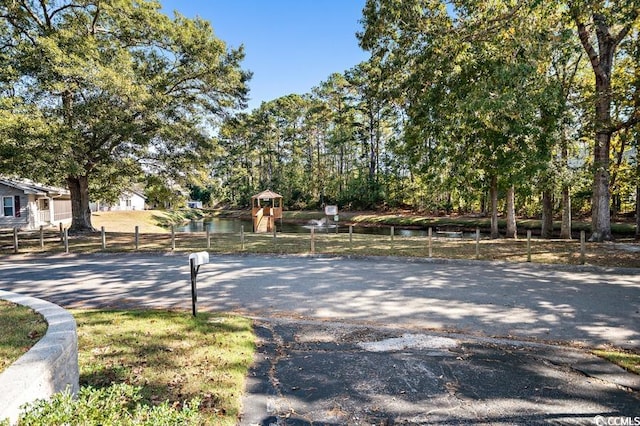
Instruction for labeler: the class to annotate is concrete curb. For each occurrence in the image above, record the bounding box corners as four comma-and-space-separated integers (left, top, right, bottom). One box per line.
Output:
0, 290, 79, 425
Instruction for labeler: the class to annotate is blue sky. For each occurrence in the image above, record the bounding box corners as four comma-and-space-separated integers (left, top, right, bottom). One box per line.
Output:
160, 1, 370, 111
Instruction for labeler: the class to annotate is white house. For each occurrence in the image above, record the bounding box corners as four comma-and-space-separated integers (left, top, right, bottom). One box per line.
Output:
91, 189, 147, 212
0, 177, 72, 230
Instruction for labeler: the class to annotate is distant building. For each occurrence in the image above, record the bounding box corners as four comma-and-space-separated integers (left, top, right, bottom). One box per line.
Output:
0, 177, 72, 230
91, 190, 147, 212
187, 200, 203, 209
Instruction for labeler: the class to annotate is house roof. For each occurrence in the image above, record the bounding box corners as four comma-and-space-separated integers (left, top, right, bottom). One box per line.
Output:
251, 189, 283, 200
123, 189, 147, 200
0, 177, 70, 197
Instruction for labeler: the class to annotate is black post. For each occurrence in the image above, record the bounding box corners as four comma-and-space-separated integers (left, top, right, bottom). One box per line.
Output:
190, 258, 198, 317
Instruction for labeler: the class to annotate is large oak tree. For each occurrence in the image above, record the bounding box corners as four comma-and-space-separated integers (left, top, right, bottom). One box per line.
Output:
569, 1, 639, 241
0, 0, 249, 232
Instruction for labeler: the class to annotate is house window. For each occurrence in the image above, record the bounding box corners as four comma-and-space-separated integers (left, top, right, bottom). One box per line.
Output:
39, 198, 50, 210
3, 196, 14, 217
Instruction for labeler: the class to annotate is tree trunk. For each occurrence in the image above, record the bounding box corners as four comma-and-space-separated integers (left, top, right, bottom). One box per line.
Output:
505, 185, 517, 239
635, 44, 640, 241
573, 12, 619, 242
591, 124, 612, 241
560, 185, 572, 239
560, 140, 572, 239
541, 189, 553, 239
67, 175, 95, 233
490, 175, 499, 239
63, 90, 95, 234
369, 108, 376, 182
636, 162, 639, 240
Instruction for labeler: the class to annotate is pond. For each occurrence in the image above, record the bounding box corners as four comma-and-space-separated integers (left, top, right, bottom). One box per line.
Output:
173, 217, 434, 237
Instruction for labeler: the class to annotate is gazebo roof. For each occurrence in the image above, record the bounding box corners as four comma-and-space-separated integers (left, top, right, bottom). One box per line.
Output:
252, 189, 282, 200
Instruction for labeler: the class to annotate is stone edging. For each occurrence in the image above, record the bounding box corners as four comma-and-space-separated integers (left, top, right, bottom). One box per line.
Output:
0, 290, 79, 425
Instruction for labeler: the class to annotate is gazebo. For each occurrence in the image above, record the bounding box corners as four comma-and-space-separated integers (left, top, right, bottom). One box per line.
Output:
251, 189, 283, 233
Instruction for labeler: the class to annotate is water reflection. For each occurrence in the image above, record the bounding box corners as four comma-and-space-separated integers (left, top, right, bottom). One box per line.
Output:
174, 218, 432, 237
175, 218, 249, 233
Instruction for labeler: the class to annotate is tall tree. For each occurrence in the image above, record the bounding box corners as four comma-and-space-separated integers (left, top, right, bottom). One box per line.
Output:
569, 1, 640, 241
537, 13, 586, 240
635, 49, 640, 240
345, 59, 398, 209
312, 73, 360, 201
359, 0, 560, 237
0, 0, 249, 232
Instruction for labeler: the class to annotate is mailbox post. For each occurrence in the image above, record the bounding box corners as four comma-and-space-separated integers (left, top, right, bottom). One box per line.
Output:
188, 251, 209, 317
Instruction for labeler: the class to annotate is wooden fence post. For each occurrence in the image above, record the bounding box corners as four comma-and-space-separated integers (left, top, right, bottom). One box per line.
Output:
171, 225, 175, 250
13, 227, 18, 254
580, 230, 586, 265
390, 226, 395, 250
273, 224, 277, 249
526, 230, 532, 262
101, 226, 106, 250
475, 228, 480, 260
39, 225, 44, 249
63, 228, 69, 254
206, 228, 211, 249
240, 225, 245, 250
349, 225, 353, 250
311, 227, 315, 254
135, 225, 139, 250
428, 227, 433, 258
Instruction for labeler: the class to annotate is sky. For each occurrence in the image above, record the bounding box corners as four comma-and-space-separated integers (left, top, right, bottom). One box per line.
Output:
160, 1, 370, 111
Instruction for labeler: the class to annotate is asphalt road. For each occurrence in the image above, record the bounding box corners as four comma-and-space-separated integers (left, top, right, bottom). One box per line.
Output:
0, 253, 638, 348
1, 253, 639, 425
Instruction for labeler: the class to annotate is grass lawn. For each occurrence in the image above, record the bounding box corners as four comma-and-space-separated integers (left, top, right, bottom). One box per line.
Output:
91, 210, 172, 234
73, 309, 254, 426
0, 300, 47, 373
594, 349, 640, 375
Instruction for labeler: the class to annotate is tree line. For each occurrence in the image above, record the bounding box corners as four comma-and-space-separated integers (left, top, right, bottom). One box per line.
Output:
213, 1, 639, 241
1, 1, 638, 241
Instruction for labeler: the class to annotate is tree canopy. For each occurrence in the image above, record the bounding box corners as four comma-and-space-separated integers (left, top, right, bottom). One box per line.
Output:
0, 0, 249, 231
211, 0, 639, 240
2, 1, 639, 240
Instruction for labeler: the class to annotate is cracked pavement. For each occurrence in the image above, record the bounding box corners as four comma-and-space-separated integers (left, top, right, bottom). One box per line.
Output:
241, 319, 639, 425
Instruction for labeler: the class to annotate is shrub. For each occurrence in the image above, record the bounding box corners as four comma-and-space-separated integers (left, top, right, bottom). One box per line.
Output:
15, 383, 202, 425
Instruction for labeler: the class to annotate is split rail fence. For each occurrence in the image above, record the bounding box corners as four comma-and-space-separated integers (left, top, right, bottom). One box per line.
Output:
0, 223, 630, 268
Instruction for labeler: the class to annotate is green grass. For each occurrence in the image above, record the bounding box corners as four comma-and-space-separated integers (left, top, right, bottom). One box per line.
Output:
0, 300, 47, 373
593, 349, 640, 375
72, 309, 255, 426
91, 210, 173, 233
91, 209, 205, 233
